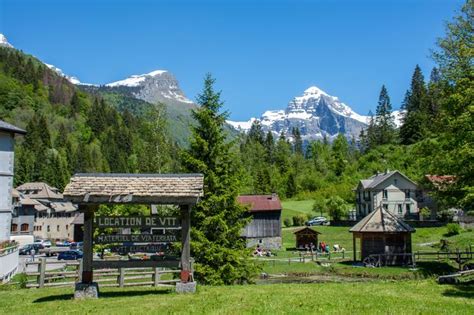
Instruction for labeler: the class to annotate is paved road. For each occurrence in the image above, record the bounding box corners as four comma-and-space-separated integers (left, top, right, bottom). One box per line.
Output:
18, 255, 67, 273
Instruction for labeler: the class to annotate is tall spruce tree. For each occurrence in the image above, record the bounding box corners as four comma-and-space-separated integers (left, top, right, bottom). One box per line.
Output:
292, 127, 304, 155
399, 65, 428, 144
181, 74, 257, 284
374, 85, 396, 145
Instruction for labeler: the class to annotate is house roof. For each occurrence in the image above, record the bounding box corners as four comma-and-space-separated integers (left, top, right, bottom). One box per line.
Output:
350, 207, 415, 233
71, 213, 84, 225
237, 195, 282, 212
359, 170, 417, 189
425, 175, 456, 189
16, 182, 63, 200
63, 173, 204, 205
294, 227, 321, 235
50, 202, 77, 212
0, 119, 26, 135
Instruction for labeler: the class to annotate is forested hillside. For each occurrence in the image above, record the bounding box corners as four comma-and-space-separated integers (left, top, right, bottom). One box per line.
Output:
0, 47, 178, 190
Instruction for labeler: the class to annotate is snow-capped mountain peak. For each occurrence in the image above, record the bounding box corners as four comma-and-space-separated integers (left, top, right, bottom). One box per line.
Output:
44, 63, 95, 86
104, 70, 194, 105
303, 86, 329, 97
0, 33, 14, 48
106, 70, 169, 87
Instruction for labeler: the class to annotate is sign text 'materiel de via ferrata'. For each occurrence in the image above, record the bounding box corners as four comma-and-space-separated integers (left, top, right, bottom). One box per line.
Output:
95, 231, 181, 244
95, 216, 180, 228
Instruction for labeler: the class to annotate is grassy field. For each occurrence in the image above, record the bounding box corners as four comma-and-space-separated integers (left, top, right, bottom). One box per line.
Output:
0, 280, 472, 314
281, 199, 320, 222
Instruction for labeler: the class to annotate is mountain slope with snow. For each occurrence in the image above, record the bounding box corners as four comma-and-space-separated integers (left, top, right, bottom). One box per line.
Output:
104, 70, 194, 106
228, 86, 402, 140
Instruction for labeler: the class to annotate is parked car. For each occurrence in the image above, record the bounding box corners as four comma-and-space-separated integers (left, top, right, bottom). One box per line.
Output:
69, 242, 83, 249
306, 216, 328, 226
34, 239, 52, 248
57, 250, 83, 260
19, 243, 44, 255
55, 240, 71, 247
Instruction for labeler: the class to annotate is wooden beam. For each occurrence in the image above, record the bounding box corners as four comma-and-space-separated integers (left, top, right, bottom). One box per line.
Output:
180, 204, 191, 282
92, 260, 180, 269
81, 205, 96, 284
353, 235, 356, 262
67, 196, 199, 206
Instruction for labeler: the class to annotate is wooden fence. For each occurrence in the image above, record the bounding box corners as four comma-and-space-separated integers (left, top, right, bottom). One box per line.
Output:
24, 258, 180, 289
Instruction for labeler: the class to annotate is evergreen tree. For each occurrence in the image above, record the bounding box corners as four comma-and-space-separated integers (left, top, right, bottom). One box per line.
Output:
374, 85, 396, 145
430, 0, 474, 209
292, 127, 303, 155
399, 65, 428, 144
264, 131, 274, 163
181, 74, 257, 284
247, 120, 264, 145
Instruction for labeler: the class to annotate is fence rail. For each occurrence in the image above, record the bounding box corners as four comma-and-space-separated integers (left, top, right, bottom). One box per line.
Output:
24, 258, 180, 289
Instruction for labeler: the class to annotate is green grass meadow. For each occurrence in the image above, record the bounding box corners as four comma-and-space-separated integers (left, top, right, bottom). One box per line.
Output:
0, 280, 473, 314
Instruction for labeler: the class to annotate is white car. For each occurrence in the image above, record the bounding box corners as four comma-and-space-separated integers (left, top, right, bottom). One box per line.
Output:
34, 239, 52, 248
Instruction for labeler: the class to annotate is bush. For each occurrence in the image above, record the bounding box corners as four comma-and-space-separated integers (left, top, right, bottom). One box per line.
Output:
292, 215, 306, 226
283, 217, 292, 227
420, 207, 431, 220
445, 223, 461, 236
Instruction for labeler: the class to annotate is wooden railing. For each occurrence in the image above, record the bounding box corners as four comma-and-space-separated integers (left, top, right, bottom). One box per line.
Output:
24, 258, 180, 288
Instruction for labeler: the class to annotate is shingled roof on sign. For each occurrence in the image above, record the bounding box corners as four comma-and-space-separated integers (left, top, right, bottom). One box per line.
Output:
63, 173, 204, 205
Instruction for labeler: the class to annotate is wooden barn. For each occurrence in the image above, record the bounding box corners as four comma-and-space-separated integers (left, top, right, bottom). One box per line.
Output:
238, 194, 282, 249
294, 227, 320, 249
350, 207, 415, 265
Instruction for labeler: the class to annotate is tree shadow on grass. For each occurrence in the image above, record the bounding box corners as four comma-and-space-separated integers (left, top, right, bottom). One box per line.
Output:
443, 285, 474, 299
33, 289, 172, 303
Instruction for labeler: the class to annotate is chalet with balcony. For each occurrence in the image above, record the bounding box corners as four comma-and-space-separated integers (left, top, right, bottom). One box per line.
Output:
355, 170, 420, 220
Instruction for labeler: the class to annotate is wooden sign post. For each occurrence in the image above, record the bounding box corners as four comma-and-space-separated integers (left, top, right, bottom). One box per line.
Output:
63, 173, 204, 298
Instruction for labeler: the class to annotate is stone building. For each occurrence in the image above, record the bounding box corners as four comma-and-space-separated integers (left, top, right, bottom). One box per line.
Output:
238, 194, 282, 249
13, 182, 79, 241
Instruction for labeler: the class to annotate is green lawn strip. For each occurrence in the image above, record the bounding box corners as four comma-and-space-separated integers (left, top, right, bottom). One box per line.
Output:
0, 280, 472, 314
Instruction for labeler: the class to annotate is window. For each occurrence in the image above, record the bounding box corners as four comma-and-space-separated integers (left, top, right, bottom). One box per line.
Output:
383, 190, 388, 200
383, 204, 388, 210
405, 190, 410, 199
66, 225, 69, 230
394, 179, 398, 185
57, 225, 60, 232
21, 223, 29, 232
47, 225, 50, 232
398, 204, 403, 215
406, 204, 411, 213
11, 224, 18, 232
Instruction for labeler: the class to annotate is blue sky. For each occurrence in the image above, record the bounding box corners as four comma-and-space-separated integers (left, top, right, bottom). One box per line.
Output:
0, 0, 464, 120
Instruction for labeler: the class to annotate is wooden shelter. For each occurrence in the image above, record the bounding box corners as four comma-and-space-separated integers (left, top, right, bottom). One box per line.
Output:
294, 227, 320, 249
350, 207, 415, 265
63, 173, 204, 297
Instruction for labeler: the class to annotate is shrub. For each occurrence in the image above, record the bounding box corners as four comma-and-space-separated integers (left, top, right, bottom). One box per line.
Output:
283, 218, 292, 227
15, 273, 29, 289
420, 207, 431, 220
292, 215, 306, 226
445, 223, 461, 236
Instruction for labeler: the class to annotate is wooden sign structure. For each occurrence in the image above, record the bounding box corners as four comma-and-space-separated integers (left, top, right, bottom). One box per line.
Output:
95, 215, 181, 257
63, 173, 204, 297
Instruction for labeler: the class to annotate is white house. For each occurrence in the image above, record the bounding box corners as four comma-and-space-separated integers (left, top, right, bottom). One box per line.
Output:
0, 119, 26, 283
355, 170, 420, 220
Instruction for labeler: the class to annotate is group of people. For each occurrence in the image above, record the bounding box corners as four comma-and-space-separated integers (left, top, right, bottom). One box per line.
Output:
253, 244, 273, 257
300, 242, 345, 253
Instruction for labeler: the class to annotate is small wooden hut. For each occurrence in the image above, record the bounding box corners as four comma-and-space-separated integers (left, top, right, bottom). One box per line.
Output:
294, 227, 320, 249
350, 207, 415, 265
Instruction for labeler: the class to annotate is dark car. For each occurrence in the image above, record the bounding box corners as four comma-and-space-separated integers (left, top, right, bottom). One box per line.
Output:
57, 250, 83, 260
19, 243, 44, 255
